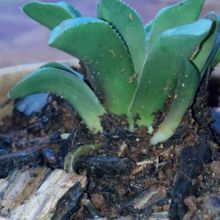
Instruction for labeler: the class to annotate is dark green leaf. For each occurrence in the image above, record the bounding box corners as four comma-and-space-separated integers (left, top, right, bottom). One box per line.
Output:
129, 19, 212, 128
97, 0, 146, 76
148, 0, 205, 51
49, 17, 136, 115
23, 1, 81, 30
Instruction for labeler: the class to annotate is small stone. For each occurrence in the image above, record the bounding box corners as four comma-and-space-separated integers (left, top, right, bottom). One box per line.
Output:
184, 196, 197, 213
90, 193, 106, 210
118, 143, 128, 156
158, 171, 166, 181
136, 126, 147, 138
197, 174, 204, 182
209, 161, 220, 178
15, 93, 49, 116
159, 144, 164, 149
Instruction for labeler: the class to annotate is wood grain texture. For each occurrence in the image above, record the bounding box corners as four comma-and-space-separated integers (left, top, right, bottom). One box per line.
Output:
0, 168, 87, 220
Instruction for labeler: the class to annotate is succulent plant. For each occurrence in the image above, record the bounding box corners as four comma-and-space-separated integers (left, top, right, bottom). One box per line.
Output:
9, 0, 220, 147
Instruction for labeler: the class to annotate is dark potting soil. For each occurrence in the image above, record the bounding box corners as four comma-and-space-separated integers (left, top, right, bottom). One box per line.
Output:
0, 77, 220, 219
0, 96, 80, 177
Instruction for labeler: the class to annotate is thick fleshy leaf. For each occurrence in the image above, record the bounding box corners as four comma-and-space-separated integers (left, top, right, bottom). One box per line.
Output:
212, 47, 220, 68
23, 1, 81, 30
49, 17, 136, 115
97, 0, 146, 76
147, 0, 205, 51
8, 67, 105, 133
193, 13, 220, 77
211, 17, 220, 68
129, 19, 212, 128
150, 60, 199, 145
40, 61, 84, 80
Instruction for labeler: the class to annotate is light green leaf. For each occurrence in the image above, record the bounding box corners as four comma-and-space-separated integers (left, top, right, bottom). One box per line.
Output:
150, 60, 199, 145
64, 143, 103, 172
8, 67, 105, 133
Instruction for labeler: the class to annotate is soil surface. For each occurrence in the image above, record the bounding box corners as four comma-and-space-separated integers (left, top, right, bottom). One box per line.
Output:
0, 73, 220, 219
1, 1, 220, 219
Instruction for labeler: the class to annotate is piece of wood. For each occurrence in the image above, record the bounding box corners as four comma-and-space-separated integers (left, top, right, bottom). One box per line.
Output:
0, 168, 87, 220
0, 167, 50, 215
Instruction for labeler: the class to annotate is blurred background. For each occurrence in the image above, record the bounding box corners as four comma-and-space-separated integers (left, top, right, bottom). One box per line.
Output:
0, 0, 219, 68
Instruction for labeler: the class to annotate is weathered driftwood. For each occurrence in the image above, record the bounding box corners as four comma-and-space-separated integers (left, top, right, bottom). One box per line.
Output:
0, 59, 79, 123
0, 168, 87, 220
0, 60, 87, 219
0, 167, 49, 215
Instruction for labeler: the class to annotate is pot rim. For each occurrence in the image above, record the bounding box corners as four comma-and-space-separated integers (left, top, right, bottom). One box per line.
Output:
0, 59, 80, 121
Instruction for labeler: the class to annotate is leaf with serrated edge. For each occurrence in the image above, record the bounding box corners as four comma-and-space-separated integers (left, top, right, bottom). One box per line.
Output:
129, 19, 212, 128
23, 1, 81, 30
148, 0, 205, 51
48, 17, 136, 115
97, 0, 146, 77
151, 60, 199, 145
8, 67, 105, 133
